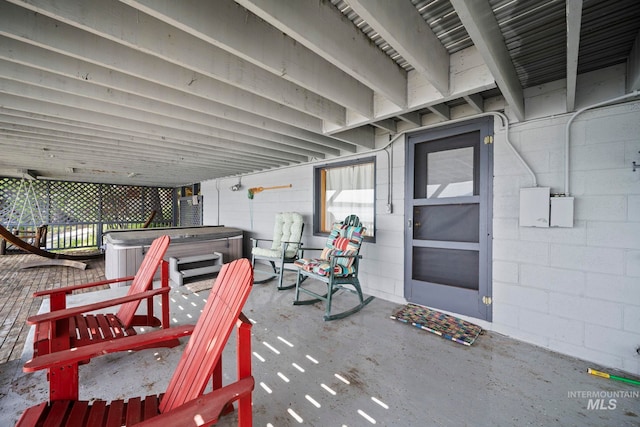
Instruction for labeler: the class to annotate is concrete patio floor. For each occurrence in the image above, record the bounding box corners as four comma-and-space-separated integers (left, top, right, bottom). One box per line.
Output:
0, 255, 639, 426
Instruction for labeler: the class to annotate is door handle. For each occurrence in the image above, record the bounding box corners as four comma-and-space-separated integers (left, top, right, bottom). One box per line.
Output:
408, 219, 412, 228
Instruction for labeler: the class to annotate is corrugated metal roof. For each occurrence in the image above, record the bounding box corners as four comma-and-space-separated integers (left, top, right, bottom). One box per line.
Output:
332, 0, 475, 71
412, 0, 473, 53
491, 0, 567, 87
579, 0, 640, 74
331, 0, 415, 71
334, 0, 640, 90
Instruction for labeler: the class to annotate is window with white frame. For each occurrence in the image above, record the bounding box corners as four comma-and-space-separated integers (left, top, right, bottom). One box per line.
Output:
314, 157, 375, 240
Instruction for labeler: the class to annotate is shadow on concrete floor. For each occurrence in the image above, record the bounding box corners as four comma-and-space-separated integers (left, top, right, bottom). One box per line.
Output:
1, 265, 639, 426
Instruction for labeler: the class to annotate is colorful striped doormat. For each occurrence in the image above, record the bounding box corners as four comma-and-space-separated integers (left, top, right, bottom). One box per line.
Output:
391, 303, 482, 346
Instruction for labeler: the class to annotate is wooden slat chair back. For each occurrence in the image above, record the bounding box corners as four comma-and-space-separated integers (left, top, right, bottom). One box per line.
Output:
114, 235, 170, 327
27, 235, 175, 401
31, 235, 171, 357
16, 258, 255, 427
160, 257, 253, 412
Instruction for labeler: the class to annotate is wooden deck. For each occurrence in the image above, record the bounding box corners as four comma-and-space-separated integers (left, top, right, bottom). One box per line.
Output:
0, 252, 106, 363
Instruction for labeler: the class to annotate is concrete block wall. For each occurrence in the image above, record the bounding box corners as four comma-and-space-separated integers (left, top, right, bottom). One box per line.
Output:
200, 138, 408, 305
200, 93, 640, 376
492, 100, 640, 376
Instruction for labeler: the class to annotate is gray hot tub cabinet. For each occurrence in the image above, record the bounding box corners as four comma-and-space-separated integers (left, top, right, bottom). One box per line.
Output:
103, 226, 243, 287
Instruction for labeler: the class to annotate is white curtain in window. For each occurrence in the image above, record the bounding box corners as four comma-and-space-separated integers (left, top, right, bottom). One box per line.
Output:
325, 163, 374, 232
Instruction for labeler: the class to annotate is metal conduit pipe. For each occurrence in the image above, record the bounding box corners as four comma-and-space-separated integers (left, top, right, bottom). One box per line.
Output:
386, 111, 538, 187
564, 90, 640, 196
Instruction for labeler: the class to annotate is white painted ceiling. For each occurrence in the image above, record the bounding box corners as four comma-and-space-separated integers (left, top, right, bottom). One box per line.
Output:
1, 0, 639, 187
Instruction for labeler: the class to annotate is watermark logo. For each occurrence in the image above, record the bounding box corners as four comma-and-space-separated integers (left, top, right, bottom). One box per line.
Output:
587, 398, 616, 410
568, 390, 639, 410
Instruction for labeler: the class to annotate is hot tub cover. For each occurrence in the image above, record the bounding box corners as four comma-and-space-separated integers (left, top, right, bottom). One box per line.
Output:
103, 226, 242, 246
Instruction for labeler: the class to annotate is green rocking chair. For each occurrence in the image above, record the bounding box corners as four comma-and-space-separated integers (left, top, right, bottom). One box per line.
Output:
293, 215, 374, 321
251, 212, 304, 290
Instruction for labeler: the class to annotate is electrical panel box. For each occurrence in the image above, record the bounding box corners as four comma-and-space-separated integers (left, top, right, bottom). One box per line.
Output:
550, 196, 574, 227
519, 187, 550, 227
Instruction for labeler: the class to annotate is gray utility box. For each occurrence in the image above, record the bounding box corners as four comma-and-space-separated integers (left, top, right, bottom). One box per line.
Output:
519, 187, 574, 228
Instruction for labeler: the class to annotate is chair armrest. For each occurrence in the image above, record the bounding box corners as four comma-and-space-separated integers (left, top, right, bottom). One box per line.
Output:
27, 287, 170, 325
250, 237, 275, 250
132, 377, 255, 427
328, 253, 361, 265
281, 241, 302, 251
33, 276, 136, 297
299, 247, 324, 253
250, 237, 274, 244
23, 324, 196, 372
329, 253, 361, 260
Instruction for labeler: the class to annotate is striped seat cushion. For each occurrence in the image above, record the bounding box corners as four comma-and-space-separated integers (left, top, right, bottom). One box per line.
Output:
294, 223, 365, 277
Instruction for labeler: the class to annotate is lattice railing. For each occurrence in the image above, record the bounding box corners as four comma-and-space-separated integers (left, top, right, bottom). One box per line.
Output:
0, 177, 175, 251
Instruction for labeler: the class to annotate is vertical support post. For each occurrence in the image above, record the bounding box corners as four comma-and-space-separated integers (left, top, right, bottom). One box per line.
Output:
97, 184, 104, 251
172, 188, 179, 227
48, 292, 67, 312
212, 359, 223, 391
237, 313, 253, 426
213, 357, 231, 415
49, 360, 78, 401
160, 260, 169, 328
47, 291, 78, 400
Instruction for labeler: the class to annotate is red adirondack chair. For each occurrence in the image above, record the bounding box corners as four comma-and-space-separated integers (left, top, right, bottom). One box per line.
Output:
26, 235, 176, 401
16, 258, 255, 427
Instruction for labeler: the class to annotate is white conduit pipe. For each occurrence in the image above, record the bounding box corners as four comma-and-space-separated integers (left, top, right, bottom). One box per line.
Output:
564, 90, 640, 196
386, 111, 538, 187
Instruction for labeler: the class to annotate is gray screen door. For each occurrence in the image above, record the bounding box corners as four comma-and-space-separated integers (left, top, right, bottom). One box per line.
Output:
405, 118, 493, 321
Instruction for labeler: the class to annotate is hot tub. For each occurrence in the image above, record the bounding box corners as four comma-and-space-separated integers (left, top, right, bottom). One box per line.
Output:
103, 226, 243, 286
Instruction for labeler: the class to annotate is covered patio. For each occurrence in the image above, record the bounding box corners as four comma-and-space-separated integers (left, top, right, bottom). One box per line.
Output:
2, 0, 640, 425
0, 254, 638, 426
